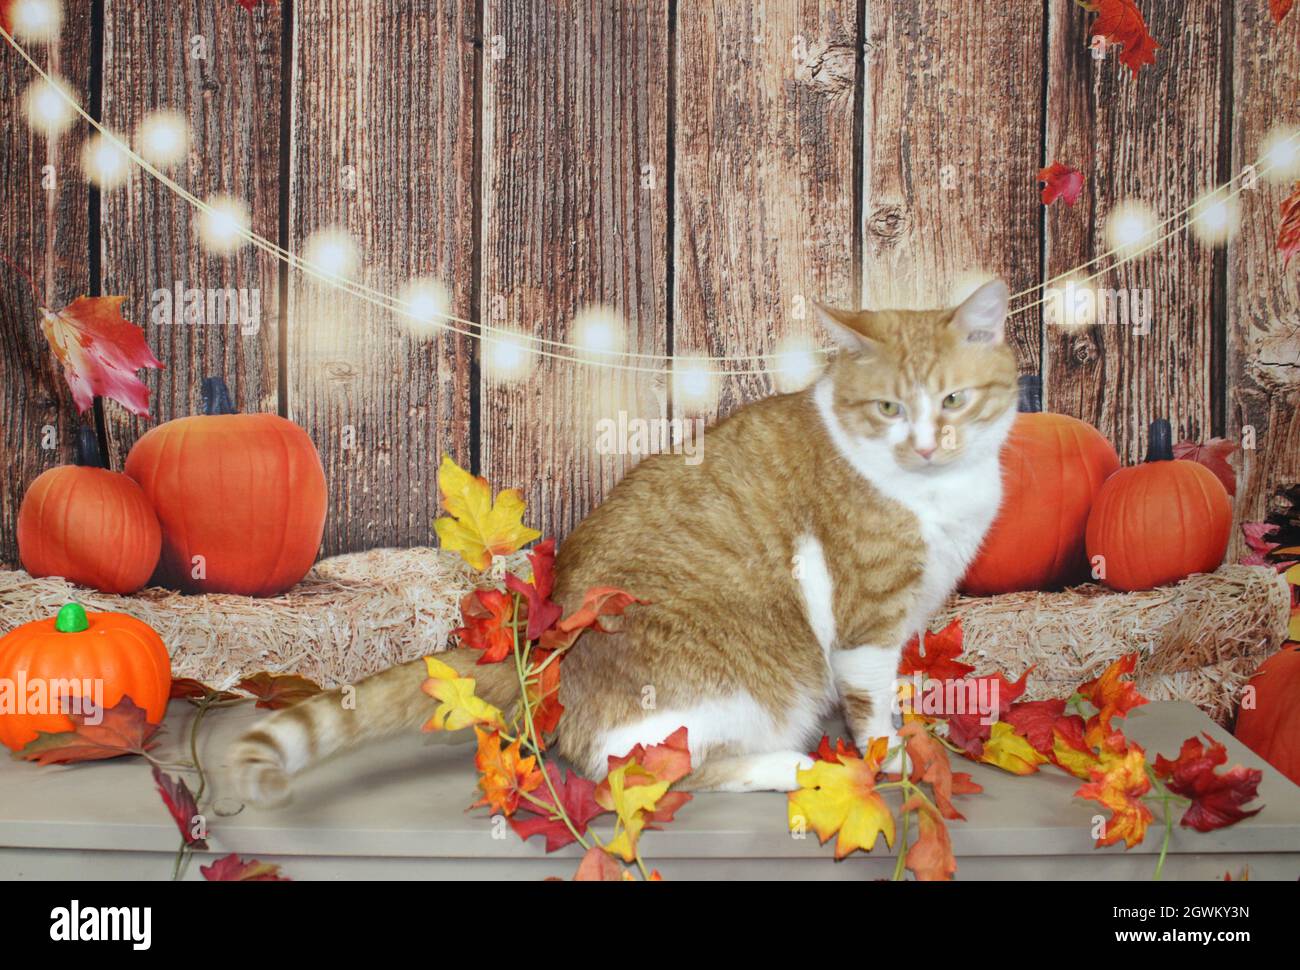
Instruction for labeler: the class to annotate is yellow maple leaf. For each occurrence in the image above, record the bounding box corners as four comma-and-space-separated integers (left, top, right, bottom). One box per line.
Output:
420, 656, 506, 732
433, 454, 541, 570
602, 763, 673, 862
787, 738, 895, 860
979, 721, 1048, 775
1076, 745, 1153, 848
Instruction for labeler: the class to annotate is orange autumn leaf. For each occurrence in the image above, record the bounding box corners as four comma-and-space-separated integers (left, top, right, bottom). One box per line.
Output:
1038, 162, 1085, 206
788, 736, 896, 860
1076, 744, 1154, 848
1088, 0, 1159, 76
572, 845, 634, 881
902, 796, 957, 881
453, 588, 516, 664
521, 647, 564, 747
1272, 0, 1294, 24
810, 734, 861, 764
39, 296, 162, 417
472, 727, 544, 817
595, 727, 693, 862
539, 586, 646, 651
17, 695, 161, 765
1077, 653, 1148, 732
901, 721, 981, 821
433, 454, 541, 571
1280, 182, 1300, 268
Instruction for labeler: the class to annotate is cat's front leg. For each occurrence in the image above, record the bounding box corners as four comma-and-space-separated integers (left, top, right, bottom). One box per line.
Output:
831, 644, 904, 767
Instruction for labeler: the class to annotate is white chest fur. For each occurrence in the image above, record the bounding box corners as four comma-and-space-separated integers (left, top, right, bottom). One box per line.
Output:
812, 379, 1013, 640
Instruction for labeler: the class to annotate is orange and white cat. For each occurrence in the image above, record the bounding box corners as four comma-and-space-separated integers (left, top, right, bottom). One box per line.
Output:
230, 279, 1019, 802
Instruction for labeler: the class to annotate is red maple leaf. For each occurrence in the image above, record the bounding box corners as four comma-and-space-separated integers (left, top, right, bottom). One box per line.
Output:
235, 0, 279, 12
38, 296, 163, 417
236, 672, 322, 710
899, 618, 975, 682
810, 734, 861, 764
504, 538, 563, 640
539, 585, 645, 652
1272, 0, 1294, 24
1089, 0, 1159, 76
1038, 162, 1085, 205
1154, 734, 1264, 832
1004, 698, 1068, 755
201, 853, 291, 881
453, 588, 517, 664
152, 766, 208, 850
1174, 438, 1237, 496
942, 668, 1032, 755
17, 695, 161, 765
1280, 182, 1300, 268
509, 763, 610, 852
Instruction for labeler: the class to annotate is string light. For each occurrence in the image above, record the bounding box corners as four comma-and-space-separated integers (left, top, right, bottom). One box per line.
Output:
1189, 189, 1241, 247
1105, 201, 1157, 258
673, 357, 717, 412
80, 132, 130, 188
8, 0, 62, 43
771, 336, 824, 393
1260, 125, 1300, 185
398, 278, 451, 339
303, 228, 359, 281
21, 75, 74, 135
572, 306, 625, 363
1, 26, 1297, 379
198, 194, 251, 253
135, 110, 190, 169
482, 331, 535, 382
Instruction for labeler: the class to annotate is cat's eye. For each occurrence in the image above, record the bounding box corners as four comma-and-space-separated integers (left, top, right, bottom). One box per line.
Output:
876, 400, 902, 418
942, 391, 968, 411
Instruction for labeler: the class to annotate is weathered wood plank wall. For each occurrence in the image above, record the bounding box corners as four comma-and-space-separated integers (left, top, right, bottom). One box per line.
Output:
1, 0, 1297, 566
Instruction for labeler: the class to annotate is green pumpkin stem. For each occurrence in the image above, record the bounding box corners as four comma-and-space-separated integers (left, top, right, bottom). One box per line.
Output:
55, 602, 89, 633
202, 376, 238, 416
74, 425, 107, 468
1146, 419, 1174, 462
1017, 374, 1043, 414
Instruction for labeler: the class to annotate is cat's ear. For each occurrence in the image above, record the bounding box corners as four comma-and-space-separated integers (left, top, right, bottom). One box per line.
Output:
813, 302, 878, 353
951, 279, 1009, 345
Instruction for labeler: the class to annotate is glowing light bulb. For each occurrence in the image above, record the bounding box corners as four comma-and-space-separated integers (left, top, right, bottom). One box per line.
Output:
80, 133, 130, 188
572, 306, 625, 363
1260, 125, 1300, 184
1043, 275, 1097, 332
672, 357, 717, 413
136, 110, 190, 168
198, 195, 251, 253
1105, 201, 1156, 258
304, 228, 359, 281
482, 330, 535, 382
399, 278, 450, 338
771, 336, 824, 393
9, 0, 63, 43
21, 76, 75, 136
1190, 190, 1240, 247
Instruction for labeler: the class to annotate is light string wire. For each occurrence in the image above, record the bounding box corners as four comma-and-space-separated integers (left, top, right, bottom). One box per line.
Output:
3, 26, 1296, 377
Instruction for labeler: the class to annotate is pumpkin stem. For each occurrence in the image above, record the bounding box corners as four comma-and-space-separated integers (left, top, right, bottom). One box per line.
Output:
74, 425, 107, 468
1146, 419, 1174, 462
1017, 375, 1043, 413
55, 602, 89, 633
201, 376, 237, 416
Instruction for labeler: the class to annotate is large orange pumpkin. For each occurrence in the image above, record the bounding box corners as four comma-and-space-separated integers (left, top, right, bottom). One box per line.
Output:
0, 602, 172, 751
961, 376, 1120, 595
1085, 419, 1232, 592
1235, 643, 1300, 786
17, 426, 161, 594
123, 377, 327, 597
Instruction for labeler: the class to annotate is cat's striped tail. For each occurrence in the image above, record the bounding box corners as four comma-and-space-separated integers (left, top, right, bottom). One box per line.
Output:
227, 649, 521, 805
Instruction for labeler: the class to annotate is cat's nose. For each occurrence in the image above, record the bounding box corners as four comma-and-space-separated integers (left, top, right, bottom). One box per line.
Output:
914, 445, 936, 461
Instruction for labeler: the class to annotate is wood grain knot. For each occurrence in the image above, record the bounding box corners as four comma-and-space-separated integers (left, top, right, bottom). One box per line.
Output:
1070, 335, 1097, 364
867, 205, 908, 242
800, 41, 856, 95
323, 360, 358, 384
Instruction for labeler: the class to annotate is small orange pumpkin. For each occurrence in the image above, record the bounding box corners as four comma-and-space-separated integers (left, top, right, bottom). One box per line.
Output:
17, 427, 162, 594
1085, 419, 1232, 592
961, 376, 1120, 595
0, 603, 172, 751
124, 377, 327, 597
1235, 643, 1300, 786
